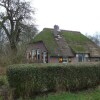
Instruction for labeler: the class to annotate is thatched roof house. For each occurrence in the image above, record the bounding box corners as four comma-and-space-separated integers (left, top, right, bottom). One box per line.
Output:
26, 25, 100, 63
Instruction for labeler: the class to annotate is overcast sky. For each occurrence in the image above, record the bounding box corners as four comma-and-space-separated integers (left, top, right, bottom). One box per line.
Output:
31, 0, 100, 36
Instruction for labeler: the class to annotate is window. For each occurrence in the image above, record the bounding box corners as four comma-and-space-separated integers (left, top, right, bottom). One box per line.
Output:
43, 51, 47, 63
78, 54, 84, 62
76, 54, 89, 62
32, 50, 37, 60
63, 57, 67, 63
37, 49, 40, 60
59, 57, 63, 63
68, 58, 71, 62
32, 50, 35, 59
59, 57, 68, 63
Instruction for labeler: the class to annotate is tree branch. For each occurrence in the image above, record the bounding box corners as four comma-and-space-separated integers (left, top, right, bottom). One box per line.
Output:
2, 24, 10, 39
0, 3, 9, 11
0, 16, 10, 39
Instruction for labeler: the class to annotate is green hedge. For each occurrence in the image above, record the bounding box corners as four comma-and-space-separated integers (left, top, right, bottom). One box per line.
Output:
7, 63, 100, 98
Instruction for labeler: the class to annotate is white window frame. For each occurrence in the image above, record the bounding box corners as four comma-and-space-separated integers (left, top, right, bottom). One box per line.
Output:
63, 57, 68, 63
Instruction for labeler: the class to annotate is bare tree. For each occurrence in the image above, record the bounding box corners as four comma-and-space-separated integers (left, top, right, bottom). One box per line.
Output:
86, 33, 100, 46
0, 28, 7, 52
20, 24, 38, 44
0, 0, 36, 54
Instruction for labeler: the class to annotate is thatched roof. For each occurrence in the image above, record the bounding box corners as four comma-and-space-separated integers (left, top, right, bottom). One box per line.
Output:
32, 28, 100, 57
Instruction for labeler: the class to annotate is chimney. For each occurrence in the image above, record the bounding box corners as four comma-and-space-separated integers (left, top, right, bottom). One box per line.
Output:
53, 25, 59, 37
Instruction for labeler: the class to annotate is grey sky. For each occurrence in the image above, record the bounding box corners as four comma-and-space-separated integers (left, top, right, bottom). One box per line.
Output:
31, 0, 100, 36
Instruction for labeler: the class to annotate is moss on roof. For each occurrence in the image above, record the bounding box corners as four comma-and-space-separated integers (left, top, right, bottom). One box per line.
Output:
61, 30, 90, 43
33, 28, 60, 56
33, 28, 100, 56
61, 30, 91, 53
70, 45, 85, 53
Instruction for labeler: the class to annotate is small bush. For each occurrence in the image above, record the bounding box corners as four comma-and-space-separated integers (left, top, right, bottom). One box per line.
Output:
7, 63, 100, 98
0, 76, 8, 87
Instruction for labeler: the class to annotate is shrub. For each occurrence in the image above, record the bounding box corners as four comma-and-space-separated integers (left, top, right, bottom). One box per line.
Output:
7, 63, 100, 98
0, 76, 8, 87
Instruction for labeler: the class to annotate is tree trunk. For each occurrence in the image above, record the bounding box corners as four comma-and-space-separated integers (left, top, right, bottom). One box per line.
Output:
10, 40, 17, 55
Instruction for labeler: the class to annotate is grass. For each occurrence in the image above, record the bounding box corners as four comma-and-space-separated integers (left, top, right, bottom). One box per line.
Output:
35, 88, 100, 100
0, 75, 8, 87
0, 96, 3, 100
0, 67, 6, 100
0, 75, 8, 100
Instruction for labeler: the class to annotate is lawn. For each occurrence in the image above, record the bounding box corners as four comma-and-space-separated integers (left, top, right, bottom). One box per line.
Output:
35, 88, 100, 100
0, 85, 100, 100
0, 96, 3, 100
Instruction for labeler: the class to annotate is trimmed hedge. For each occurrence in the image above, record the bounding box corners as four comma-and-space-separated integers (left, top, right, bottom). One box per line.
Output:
7, 63, 100, 98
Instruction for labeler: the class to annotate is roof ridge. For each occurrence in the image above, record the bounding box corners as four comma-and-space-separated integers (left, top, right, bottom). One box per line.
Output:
43, 28, 81, 33
61, 29, 81, 33
43, 28, 53, 30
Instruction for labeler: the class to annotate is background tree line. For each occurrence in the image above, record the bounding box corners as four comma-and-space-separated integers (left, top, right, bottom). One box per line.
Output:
86, 33, 100, 46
